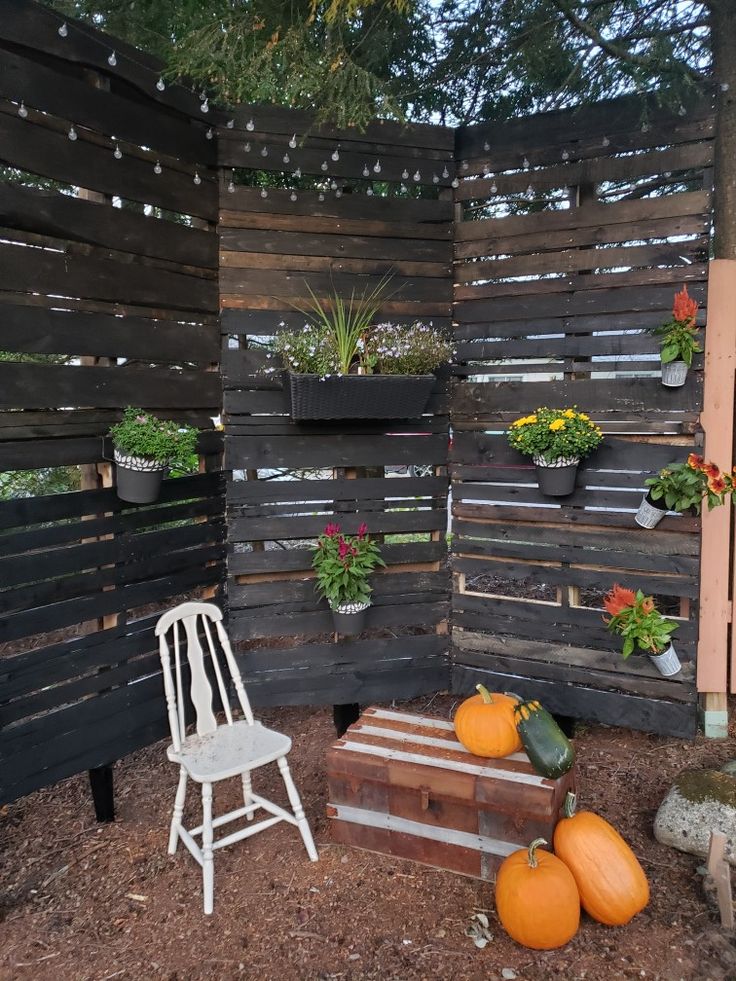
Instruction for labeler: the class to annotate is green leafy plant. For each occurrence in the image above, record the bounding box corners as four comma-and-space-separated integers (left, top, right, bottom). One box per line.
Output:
507, 407, 603, 464
651, 284, 702, 366
645, 454, 728, 515
603, 585, 678, 658
277, 277, 394, 376
109, 408, 198, 467
312, 522, 385, 609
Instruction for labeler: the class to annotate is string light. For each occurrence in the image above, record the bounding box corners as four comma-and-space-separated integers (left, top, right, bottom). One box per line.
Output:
641, 122, 650, 133
156, 77, 165, 92
330, 180, 338, 190
721, 82, 730, 92
561, 149, 569, 160
58, 21, 68, 37
490, 182, 498, 194
283, 152, 290, 164
260, 187, 268, 198
400, 182, 407, 193
318, 192, 325, 201
226, 119, 234, 129
366, 188, 373, 196
362, 165, 370, 177
432, 174, 439, 184
67, 124, 77, 141
483, 141, 490, 152
243, 142, 251, 153
402, 168, 409, 180
206, 127, 214, 140
461, 160, 469, 171
260, 146, 268, 157
17, 101, 28, 118
113, 143, 122, 159
321, 161, 329, 171
108, 50, 117, 67
522, 157, 530, 169
526, 184, 534, 196
289, 134, 297, 149
331, 147, 340, 161
602, 135, 610, 147
413, 170, 420, 181
442, 166, 449, 179
335, 188, 342, 197
246, 118, 255, 131
227, 170, 236, 193
678, 105, 687, 116
451, 177, 459, 188
193, 171, 201, 185
294, 167, 301, 179
154, 160, 162, 174
200, 97, 209, 113
290, 190, 298, 201
373, 160, 381, 174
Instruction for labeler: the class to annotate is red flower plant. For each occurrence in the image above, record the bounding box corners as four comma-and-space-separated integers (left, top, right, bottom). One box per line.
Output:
603, 584, 636, 617
672, 284, 698, 327
687, 453, 704, 470
702, 462, 721, 480
357, 522, 368, 539
323, 523, 341, 537
708, 474, 727, 495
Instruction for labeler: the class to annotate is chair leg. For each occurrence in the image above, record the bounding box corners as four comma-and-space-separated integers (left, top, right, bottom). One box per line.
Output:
277, 756, 318, 862
201, 782, 214, 915
168, 767, 187, 855
242, 771, 254, 821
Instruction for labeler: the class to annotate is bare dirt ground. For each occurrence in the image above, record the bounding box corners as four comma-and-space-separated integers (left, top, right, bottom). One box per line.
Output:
1, 695, 735, 981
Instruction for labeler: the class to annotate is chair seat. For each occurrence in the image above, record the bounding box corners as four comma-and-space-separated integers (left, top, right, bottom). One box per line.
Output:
168, 721, 292, 782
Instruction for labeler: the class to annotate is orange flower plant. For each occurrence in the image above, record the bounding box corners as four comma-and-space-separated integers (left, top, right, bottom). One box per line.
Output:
603, 585, 679, 659
652, 285, 702, 367
645, 455, 730, 515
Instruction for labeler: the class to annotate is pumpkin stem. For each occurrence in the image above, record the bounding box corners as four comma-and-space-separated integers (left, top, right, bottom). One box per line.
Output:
563, 791, 578, 819
527, 838, 548, 869
475, 683, 493, 704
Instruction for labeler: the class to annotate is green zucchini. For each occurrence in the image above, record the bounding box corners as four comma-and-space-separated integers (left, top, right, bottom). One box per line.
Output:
513, 699, 575, 779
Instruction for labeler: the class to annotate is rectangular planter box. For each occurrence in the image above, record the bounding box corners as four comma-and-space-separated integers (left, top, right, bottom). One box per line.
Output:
285, 372, 435, 420
326, 706, 575, 880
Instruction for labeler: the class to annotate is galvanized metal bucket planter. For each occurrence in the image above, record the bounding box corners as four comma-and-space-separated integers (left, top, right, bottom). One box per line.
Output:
285, 372, 435, 420
532, 454, 580, 497
635, 492, 668, 529
661, 360, 689, 388
114, 449, 165, 503
330, 600, 370, 635
649, 643, 682, 677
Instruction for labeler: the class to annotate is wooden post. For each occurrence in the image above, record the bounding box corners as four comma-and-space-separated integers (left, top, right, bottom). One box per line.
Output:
697, 259, 736, 736
706, 830, 734, 931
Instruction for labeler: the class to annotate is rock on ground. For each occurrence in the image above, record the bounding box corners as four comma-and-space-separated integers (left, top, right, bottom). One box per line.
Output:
654, 768, 736, 866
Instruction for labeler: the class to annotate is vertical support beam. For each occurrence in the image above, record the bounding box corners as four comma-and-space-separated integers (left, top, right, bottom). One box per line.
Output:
697, 259, 736, 736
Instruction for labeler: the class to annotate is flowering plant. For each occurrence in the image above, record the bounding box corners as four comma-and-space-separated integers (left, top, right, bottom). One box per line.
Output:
603, 584, 678, 658
312, 523, 385, 609
651, 285, 702, 366
645, 454, 729, 515
109, 408, 198, 464
507, 407, 603, 463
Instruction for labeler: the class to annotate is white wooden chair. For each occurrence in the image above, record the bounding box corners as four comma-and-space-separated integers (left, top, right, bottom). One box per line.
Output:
155, 601, 318, 914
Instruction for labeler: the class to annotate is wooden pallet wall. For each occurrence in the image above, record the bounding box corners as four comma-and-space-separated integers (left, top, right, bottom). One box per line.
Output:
0, 1, 224, 803
450, 94, 714, 737
219, 111, 454, 705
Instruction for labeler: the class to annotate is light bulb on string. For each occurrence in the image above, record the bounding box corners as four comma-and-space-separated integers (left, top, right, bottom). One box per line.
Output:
451, 177, 459, 188
335, 188, 342, 198
330, 180, 338, 190
260, 188, 268, 198
332, 147, 340, 161
522, 157, 530, 169
193, 171, 201, 185
154, 160, 162, 174
641, 121, 650, 133
721, 82, 730, 92
227, 170, 236, 193
243, 142, 251, 153
200, 97, 209, 113
108, 50, 117, 67
484, 141, 490, 152
678, 105, 687, 116
366, 187, 373, 196
58, 22, 68, 37
260, 146, 268, 157
461, 160, 469, 171
206, 127, 214, 140
442, 166, 449, 179
113, 143, 122, 159
289, 134, 297, 149
321, 160, 329, 171
402, 169, 409, 180
362, 165, 369, 177
400, 183, 407, 193
318, 192, 325, 201
373, 160, 381, 174
283, 152, 290, 164
294, 167, 301, 179
156, 77, 165, 92
526, 184, 534, 196
67, 124, 77, 141
246, 119, 255, 131
432, 174, 439, 184
290, 191, 298, 202
17, 101, 28, 119
226, 119, 234, 129
413, 171, 420, 182
491, 182, 498, 194
602, 135, 610, 147
561, 149, 569, 160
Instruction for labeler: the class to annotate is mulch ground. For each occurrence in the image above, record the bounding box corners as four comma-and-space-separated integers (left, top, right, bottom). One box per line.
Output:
1, 695, 735, 981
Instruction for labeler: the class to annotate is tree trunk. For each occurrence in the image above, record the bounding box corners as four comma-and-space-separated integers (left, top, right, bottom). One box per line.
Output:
711, 0, 736, 258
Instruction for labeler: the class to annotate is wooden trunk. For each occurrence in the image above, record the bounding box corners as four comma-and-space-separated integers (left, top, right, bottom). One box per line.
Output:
326, 706, 575, 880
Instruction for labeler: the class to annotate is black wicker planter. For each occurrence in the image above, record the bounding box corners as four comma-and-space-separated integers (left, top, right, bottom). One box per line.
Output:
285, 372, 435, 420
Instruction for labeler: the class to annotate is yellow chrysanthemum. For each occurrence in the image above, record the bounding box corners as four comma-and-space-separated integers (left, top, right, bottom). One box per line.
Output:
578, 412, 590, 421
563, 409, 576, 419
549, 419, 566, 432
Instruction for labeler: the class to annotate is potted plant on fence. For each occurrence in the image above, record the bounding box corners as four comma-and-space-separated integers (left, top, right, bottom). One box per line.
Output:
635, 454, 729, 529
272, 280, 453, 420
603, 584, 682, 677
651, 285, 701, 388
507, 407, 603, 497
312, 523, 385, 635
109, 407, 198, 504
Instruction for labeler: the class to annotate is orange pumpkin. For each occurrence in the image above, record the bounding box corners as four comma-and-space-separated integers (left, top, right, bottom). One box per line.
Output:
553, 791, 649, 926
453, 684, 522, 758
495, 837, 580, 949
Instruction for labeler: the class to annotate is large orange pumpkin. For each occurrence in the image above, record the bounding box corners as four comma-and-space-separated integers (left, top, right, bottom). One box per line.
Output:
454, 684, 522, 758
495, 837, 580, 949
553, 791, 649, 926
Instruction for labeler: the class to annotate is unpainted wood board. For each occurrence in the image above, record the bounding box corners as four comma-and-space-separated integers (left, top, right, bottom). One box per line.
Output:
0, 110, 217, 221
0, 302, 219, 362
0, 182, 217, 268
0, 362, 220, 410
451, 664, 697, 738
0, 46, 215, 165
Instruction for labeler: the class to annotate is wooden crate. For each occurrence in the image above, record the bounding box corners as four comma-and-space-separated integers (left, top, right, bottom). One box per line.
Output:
326, 706, 575, 880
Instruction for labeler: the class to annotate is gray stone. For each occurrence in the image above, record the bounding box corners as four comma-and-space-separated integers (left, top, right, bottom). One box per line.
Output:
654, 769, 736, 866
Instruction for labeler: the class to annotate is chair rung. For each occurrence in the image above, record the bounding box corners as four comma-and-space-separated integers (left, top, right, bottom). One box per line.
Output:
213, 814, 282, 850
251, 793, 298, 827
177, 826, 204, 867
190, 802, 259, 836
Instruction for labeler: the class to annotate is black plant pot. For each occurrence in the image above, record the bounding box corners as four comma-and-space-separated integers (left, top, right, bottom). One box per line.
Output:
114, 453, 165, 504
285, 372, 435, 421
331, 605, 369, 636
535, 461, 579, 497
